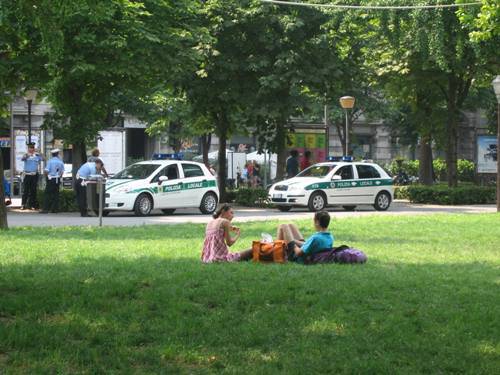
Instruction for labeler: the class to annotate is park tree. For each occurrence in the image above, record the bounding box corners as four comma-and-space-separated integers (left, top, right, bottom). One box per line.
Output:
372, 3, 499, 187
0, 0, 50, 229
246, 3, 342, 179
180, 0, 265, 200
16, 0, 200, 173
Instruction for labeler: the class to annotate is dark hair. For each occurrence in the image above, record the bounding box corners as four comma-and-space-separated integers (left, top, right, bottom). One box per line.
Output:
213, 203, 232, 219
290, 150, 299, 157
304, 150, 311, 158
314, 210, 330, 229
94, 158, 104, 165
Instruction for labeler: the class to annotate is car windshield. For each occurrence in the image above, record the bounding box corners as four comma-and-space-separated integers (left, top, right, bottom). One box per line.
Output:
112, 164, 159, 180
296, 165, 336, 178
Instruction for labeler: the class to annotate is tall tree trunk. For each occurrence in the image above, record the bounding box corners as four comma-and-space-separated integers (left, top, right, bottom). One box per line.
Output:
216, 114, 228, 202
446, 77, 458, 188
0, 151, 8, 230
201, 133, 211, 167
72, 140, 87, 180
418, 136, 434, 185
275, 122, 287, 181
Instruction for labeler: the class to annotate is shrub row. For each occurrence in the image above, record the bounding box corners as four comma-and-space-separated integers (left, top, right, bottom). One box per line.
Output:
227, 188, 269, 207
400, 185, 496, 205
37, 189, 79, 212
386, 158, 476, 183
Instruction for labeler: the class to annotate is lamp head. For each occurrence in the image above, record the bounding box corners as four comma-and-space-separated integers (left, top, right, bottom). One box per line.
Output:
339, 96, 355, 109
23, 89, 38, 102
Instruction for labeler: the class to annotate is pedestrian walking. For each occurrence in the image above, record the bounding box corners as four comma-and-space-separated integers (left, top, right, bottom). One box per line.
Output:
40, 149, 65, 214
300, 150, 312, 171
21, 142, 44, 210
75, 158, 103, 217
286, 149, 299, 178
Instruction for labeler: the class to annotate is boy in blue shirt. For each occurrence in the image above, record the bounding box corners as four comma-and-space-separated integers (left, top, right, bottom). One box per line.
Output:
287, 211, 334, 263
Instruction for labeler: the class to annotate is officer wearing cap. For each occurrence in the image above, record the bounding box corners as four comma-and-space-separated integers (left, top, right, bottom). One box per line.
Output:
21, 142, 44, 210
40, 149, 65, 214
75, 158, 103, 217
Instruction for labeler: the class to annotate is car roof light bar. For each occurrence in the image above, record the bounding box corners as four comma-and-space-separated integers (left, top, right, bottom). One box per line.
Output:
152, 153, 184, 160
327, 156, 354, 162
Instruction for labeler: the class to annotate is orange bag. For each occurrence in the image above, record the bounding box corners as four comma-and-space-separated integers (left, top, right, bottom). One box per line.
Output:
252, 240, 287, 263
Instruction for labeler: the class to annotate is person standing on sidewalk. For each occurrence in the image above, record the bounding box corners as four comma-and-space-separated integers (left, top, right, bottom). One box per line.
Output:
21, 142, 44, 210
75, 158, 103, 217
3, 176, 12, 206
40, 149, 65, 214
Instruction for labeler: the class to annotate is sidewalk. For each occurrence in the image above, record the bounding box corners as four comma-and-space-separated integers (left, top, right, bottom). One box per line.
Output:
4, 201, 497, 227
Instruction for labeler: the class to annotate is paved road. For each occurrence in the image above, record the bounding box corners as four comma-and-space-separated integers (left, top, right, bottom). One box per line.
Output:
4, 201, 496, 227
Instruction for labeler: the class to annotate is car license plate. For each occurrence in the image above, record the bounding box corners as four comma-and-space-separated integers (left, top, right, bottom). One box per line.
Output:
273, 194, 282, 199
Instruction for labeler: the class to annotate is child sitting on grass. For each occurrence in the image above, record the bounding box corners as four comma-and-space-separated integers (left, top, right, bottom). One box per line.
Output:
278, 210, 334, 263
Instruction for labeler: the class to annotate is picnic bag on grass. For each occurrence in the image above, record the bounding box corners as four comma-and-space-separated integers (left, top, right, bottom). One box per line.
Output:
305, 245, 367, 265
334, 247, 367, 264
252, 240, 286, 263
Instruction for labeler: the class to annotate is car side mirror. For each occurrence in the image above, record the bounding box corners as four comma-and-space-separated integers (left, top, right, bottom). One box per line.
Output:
158, 175, 168, 185
332, 175, 342, 181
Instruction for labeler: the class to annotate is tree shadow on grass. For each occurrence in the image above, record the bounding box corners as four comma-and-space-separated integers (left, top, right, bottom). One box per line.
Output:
0, 256, 499, 373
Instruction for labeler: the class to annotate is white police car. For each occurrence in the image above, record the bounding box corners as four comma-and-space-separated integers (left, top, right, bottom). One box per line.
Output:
269, 158, 393, 212
105, 155, 219, 216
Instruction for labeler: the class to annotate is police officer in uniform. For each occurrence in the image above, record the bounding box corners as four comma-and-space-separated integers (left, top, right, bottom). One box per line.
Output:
76, 158, 103, 217
21, 142, 44, 210
40, 149, 65, 213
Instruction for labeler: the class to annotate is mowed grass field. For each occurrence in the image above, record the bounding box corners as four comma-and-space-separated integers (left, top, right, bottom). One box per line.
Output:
1, 214, 499, 374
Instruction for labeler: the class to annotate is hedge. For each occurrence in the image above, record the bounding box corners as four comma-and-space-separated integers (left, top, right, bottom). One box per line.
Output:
227, 188, 270, 207
387, 158, 476, 183
403, 185, 496, 205
37, 189, 79, 212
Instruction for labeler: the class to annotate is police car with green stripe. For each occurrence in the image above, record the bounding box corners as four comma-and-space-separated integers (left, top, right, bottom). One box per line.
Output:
269, 157, 393, 212
105, 155, 219, 216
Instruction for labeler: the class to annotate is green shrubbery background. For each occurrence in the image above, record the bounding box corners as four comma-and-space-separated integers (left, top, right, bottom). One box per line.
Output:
395, 185, 496, 205
386, 158, 476, 183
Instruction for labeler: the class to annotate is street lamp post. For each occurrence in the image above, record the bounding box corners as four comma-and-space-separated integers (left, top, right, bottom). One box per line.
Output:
339, 96, 355, 156
23, 89, 38, 145
492, 76, 500, 212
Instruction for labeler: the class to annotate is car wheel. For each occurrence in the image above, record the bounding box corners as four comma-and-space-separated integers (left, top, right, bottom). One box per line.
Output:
277, 205, 292, 212
343, 205, 356, 211
200, 192, 218, 214
373, 191, 391, 211
308, 192, 326, 212
134, 193, 153, 216
161, 209, 176, 215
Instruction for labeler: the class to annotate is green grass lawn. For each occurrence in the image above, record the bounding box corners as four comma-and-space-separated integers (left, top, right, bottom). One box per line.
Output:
1, 214, 499, 373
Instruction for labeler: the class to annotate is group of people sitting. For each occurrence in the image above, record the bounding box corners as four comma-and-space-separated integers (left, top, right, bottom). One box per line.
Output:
201, 204, 333, 264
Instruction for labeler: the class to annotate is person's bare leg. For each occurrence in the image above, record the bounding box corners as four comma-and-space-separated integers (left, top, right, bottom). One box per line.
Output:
289, 224, 305, 245
277, 224, 304, 244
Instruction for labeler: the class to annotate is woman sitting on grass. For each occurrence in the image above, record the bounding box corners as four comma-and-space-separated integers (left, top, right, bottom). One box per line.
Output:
201, 204, 253, 263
